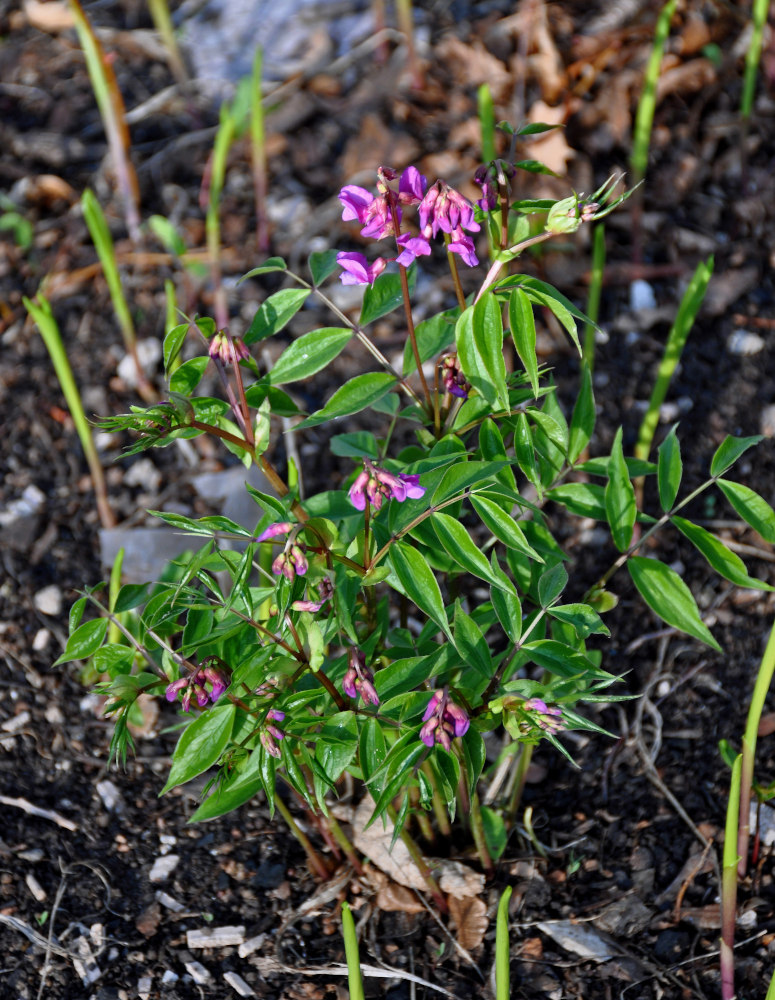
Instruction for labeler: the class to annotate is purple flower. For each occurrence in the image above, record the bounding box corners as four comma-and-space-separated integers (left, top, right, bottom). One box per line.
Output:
339, 185, 374, 224
473, 164, 498, 212
209, 332, 250, 365
419, 181, 480, 239
360, 195, 397, 240
348, 462, 426, 510
342, 648, 379, 706
441, 353, 470, 399
166, 662, 230, 713
420, 689, 469, 751
337, 252, 387, 286
395, 232, 432, 267
256, 521, 293, 543
398, 166, 427, 205
447, 229, 479, 267
524, 698, 564, 734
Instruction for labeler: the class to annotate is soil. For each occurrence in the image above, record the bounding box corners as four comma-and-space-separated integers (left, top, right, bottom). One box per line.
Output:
1, 1, 775, 998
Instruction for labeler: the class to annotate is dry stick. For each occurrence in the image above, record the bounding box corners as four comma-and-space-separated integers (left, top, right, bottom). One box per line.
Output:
0, 795, 77, 832
273, 794, 331, 881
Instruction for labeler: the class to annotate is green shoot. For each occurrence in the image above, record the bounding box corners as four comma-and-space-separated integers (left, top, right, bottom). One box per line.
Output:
206, 103, 238, 329
341, 901, 365, 1000
631, 0, 677, 184
495, 886, 512, 1000
721, 753, 742, 1000
583, 223, 606, 369
251, 47, 270, 253
768, 965, 775, 1000
147, 0, 188, 84
634, 256, 713, 466
23, 294, 115, 529
738, 619, 775, 876
81, 189, 154, 401
108, 547, 124, 645
478, 83, 496, 165
741, 0, 771, 121
69, 0, 141, 240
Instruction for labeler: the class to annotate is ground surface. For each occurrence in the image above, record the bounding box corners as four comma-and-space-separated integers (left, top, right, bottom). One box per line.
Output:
2, 1, 775, 998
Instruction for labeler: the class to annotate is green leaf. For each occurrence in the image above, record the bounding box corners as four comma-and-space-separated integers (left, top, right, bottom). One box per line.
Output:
521, 639, 602, 678
295, 372, 396, 429
359, 717, 387, 786
308, 249, 339, 285
490, 577, 522, 644
569, 362, 595, 463
432, 511, 513, 590
716, 479, 775, 543
170, 356, 209, 394
163, 323, 189, 374
69, 596, 87, 633
456, 294, 509, 411
578, 456, 656, 478
514, 411, 541, 493
605, 427, 636, 551
512, 159, 559, 177
430, 460, 504, 506
389, 541, 452, 641
657, 424, 682, 512
517, 278, 582, 353
470, 494, 542, 562
526, 406, 567, 456
360, 266, 417, 326
453, 606, 492, 694
191, 750, 264, 822
461, 728, 486, 800
710, 435, 763, 477
672, 516, 772, 590
548, 482, 607, 520
238, 257, 288, 282
509, 288, 538, 395
515, 122, 561, 136
161, 702, 236, 793
91, 644, 135, 678
627, 556, 721, 651
330, 432, 379, 460
402, 308, 457, 376
538, 563, 568, 607
243, 288, 310, 345
481, 806, 508, 860
267, 327, 352, 384
55, 618, 108, 665
548, 603, 610, 639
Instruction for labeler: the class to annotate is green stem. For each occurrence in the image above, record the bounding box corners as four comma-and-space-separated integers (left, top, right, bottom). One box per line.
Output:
505, 743, 533, 823
274, 793, 331, 881
422, 762, 451, 838
721, 753, 742, 1000
470, 791, 493, 875
387, 804, 447, 911
325, 813, 364, 875
583, 224, 606, 369
396, 262, 432, 414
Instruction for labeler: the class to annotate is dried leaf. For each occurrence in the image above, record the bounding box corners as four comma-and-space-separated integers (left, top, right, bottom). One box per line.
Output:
448, 894, 488, 951
376, 882, 425, 914
437, 860, 485, 898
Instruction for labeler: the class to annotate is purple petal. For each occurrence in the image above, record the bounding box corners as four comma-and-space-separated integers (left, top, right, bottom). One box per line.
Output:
339, 185, 374, 223
398, 474, 425, 499
399, 166, 427, 204
256, 521, 293, 543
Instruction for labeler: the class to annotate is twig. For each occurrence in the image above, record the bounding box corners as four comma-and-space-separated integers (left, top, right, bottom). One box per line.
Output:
0, 795, 77, 832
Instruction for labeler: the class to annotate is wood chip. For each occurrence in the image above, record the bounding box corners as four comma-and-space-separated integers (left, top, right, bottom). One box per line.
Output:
25, 873, 46, 902
238, 933, 266, 958
223, 971, 255, 996
184, 960, 212, 984
187, 925, 245, 949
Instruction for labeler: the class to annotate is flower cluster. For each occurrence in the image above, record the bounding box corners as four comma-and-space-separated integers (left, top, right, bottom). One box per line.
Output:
523, 698, 564, 734
349, 461, 425, 512
420, 689, 470, 750
261, 708, 286, 758
166, 660, 229, 713
256, 522, 308, 581
342, 648, 379, 706
441, 353, 470, 400
209, 331, 250, 365
292, 576, 333, 613
336, 165, 481, 285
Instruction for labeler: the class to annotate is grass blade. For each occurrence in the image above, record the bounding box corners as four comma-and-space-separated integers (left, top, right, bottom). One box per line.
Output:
496, 886, 512, 1000
341, 901, 365, 1000
631, 0, 677, 183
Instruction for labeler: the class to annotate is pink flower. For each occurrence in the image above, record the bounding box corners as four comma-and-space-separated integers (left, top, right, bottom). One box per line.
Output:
420, 689, 469, 750
524, 698, 564, 733
348, 462, 425, 510
398, 166, 427, 204
256, 522, 293, 543
339, 185, 374, 224
342, 648, 379, 706
473, 164, 498, 211
348, 469, 371, 511
337, 252, 387, 286
447, 229, 479, 267
441, 353, 470, 399
395, 232, 431, 267
166, 661, 230, 712
419, 181, 480, 240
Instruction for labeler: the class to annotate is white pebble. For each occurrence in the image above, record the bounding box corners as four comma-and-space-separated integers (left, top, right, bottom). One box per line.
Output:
32, 628, 51, 651
161, 970, 179, 985
33, 585, 63, 616
224, 971, 255, 996
629, 279, 656, 311
149, 854, 179, 883
185, 960, 212, 984
187, 925, 246, 949
727, 329, 765, 356
760, 404, 775, 437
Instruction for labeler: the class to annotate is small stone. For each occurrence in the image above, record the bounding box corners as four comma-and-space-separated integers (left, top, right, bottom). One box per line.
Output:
184, 961, 211, 984
1, 711, 30, 733
17, 848, 44, 862
72, 935, 101, 985
760, 404, 775, 438
155, 890, 185, 912
117, 339, 162, 387
149, 855, 179, 883
629, 279, 656, 311
124, 458, 162, 493
25, 873, 46, 902
135, 902, 161, 938
223, 971, 254, 997
137, 976, 153, 1000
45, 704, 64, 725
33, 585, 63, 616
96, 780, 124, 814
238, 933, 266, 958
161, 970, 179, 985
0, 484, 46, 550
727, 329, 765, 356
32, 628, 51, 652
187, 925, 245, 949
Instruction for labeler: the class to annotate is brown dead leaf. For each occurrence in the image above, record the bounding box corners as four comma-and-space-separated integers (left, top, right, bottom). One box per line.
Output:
448, 893, 488, 951
526, 101, 573, 176
437, 860, 485, 898
435, 36, 512, 102
656, 59, 716, 103
20, 174, 77, 207
521, 935, 544, 960
527, 0, 567, 103
673, 903, 721, 929
760, 713, 775, 737
376, 882, 425, 914
341, 113, 420, 180
135, 901, 161, 938
23, 0, 73, 32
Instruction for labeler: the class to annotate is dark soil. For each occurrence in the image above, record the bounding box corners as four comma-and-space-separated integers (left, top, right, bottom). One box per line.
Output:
2, 1, 775, 998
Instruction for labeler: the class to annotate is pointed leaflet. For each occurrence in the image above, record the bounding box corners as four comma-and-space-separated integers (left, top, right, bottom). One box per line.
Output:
605, 427, 636, 551
267, 327, 352, 384
244, 288, 310, 345
295, 372, 396, 429
470, 494, 542, 562
55, 618, 108, 665
360, 265, 417, 326
432, 511, 515, 591
161, 702, 237, 793
308, 249, 339, 285
456, 293, 509, 412
568, 361, 595, 463
716, 479, 775, 544
627, 556, 721, 651
509, 288, 539, 395
657, 424, 682, 512
710, 435, 763, 477
672, 516, 772, 590
389, 540, 452, 641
